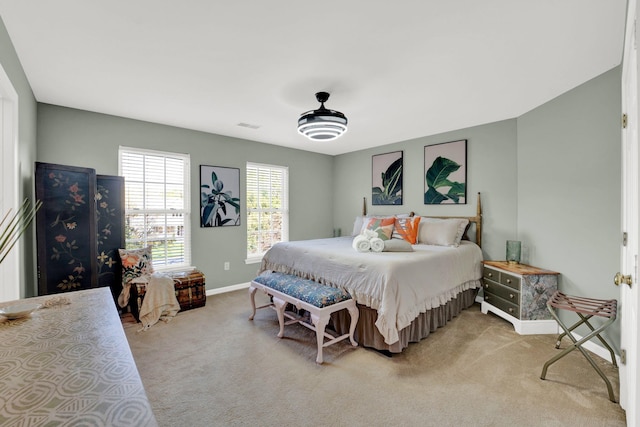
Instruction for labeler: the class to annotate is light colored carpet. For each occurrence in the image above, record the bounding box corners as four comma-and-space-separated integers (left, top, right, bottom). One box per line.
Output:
124, 289, 626, 427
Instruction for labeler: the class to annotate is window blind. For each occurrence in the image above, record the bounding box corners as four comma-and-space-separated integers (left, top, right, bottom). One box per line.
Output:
119, 146, 191, 270
246, 162, 289, 261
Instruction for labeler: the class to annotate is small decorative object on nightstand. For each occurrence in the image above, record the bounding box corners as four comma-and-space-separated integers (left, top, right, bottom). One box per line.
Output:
506, 240, 521, 264
481, 260, 559, 334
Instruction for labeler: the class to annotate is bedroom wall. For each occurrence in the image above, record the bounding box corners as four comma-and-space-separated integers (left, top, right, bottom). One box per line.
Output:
0, 18, 39, 298
333, 119, 519, 262
517, 66, 622, 349
36, 104, 335, 291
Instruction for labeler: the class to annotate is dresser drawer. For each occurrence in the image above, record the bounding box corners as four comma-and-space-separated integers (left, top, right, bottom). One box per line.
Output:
483, 266, 499, 282
483, 280, 519, 306
484, 293, 519, 318
499, 271, 520, 290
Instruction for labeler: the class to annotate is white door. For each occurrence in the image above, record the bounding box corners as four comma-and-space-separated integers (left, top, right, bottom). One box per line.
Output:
620, 1, 640, 425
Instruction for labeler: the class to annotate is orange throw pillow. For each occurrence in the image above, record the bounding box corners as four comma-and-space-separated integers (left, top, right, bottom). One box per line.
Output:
393, 216, 421, 244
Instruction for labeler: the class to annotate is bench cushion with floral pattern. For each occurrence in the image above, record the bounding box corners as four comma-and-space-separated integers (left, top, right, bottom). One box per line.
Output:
253, 271, 352, 308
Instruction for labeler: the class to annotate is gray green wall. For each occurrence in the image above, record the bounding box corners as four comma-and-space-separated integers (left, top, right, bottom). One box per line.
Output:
0, 18, 39, 297
36, 104, 335, 290
517, 66, 621, 346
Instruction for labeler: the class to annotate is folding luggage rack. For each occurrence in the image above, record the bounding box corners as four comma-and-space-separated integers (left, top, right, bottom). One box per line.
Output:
540, 291, 618, 403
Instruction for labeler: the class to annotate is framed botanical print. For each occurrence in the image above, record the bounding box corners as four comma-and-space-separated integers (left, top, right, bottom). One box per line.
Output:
424, 139, 467, 204
200, 165, 241, 227
372, 151, 403, 205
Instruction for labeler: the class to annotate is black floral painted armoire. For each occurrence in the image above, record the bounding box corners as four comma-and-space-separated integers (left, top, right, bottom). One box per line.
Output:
35, 162, 124, 300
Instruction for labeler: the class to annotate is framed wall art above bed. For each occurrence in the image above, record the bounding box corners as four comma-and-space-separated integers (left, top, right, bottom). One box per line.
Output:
424, 139, 467, 204
372, 150, 403, 205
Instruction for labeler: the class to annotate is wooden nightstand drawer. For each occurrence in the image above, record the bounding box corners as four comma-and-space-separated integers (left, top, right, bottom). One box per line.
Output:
482, 266, 498, 281
484, 293, 519, 318
499, 271, 520, 290
483, 281, 519, 305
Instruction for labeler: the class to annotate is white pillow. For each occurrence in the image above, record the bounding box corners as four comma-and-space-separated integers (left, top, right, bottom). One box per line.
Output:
352, 216, 368, 236
418, 218, 469, 247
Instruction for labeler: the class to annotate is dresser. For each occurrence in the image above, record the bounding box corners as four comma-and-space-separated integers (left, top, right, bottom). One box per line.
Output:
481, 260, 559, 334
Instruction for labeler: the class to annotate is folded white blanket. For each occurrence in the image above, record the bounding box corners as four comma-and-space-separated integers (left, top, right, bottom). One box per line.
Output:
352, 235, 371, 252
370, 237, 384, 253
139, 272, 181, 331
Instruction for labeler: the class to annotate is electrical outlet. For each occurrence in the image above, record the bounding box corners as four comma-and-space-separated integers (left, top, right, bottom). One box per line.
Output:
224, 262, 230, 271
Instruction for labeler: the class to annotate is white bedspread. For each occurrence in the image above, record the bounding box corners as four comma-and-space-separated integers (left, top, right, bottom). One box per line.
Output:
260, 236, 483, 345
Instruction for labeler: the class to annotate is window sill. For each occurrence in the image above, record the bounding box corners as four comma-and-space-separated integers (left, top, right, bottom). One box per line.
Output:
154, 265, 198, 274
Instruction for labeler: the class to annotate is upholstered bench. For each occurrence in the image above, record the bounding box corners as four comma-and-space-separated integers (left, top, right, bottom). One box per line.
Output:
249, 271, 358, 364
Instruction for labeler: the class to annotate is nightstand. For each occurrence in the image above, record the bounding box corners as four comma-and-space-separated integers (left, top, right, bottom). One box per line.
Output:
481, 260, 559, 334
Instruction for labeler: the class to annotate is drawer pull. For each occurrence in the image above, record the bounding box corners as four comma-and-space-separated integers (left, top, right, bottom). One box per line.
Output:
488, 273, 493, 277
484, 284, 489, 289
508, 308, 514, 314
506, 279, 511, 284
509, 293, 514, 299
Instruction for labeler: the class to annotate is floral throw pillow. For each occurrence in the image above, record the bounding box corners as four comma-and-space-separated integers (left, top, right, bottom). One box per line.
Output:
118, 246, 154, 285
364, 217, 395, 240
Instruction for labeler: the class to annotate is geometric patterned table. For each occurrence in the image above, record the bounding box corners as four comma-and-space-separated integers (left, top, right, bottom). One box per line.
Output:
0, 287, 157, 426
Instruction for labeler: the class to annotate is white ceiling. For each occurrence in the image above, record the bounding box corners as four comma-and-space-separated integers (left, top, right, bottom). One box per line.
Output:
0, 1, 627, 156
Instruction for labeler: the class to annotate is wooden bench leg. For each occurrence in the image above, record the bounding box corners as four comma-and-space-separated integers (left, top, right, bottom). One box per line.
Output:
273, 297, 287, 338
248, 286, 258, 320
310, 312, 331, 364
347, 303, 359, 347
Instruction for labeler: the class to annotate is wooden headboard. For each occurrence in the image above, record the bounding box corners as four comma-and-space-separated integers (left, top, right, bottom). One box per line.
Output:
363, 192, 483, 248
422, 192, 483, 248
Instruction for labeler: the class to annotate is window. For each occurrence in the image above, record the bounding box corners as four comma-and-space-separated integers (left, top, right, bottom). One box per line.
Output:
246, 162, 288, 263
119, 147, 191, 270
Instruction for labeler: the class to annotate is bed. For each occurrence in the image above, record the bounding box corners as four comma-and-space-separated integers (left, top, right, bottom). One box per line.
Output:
258, 193, 484, 353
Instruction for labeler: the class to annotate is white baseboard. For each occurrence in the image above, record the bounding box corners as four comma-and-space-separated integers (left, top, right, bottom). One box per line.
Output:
570, 332, 620, 365
206, 282, 251, 296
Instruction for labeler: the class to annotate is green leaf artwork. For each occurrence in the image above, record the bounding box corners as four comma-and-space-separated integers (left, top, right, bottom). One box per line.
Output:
372, 156, 403, 205
424, 156, 466, 204
200, 168, 241, 227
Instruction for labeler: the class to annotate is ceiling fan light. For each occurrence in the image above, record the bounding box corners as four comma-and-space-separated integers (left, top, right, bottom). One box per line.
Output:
297, 92, 348, 141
